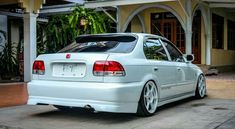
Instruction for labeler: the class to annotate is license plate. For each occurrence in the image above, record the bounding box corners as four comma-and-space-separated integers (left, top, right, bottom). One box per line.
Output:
52, 63, 86, 77
63, 64, 75, 73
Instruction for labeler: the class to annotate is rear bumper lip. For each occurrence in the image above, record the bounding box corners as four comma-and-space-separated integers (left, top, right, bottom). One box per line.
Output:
27, 80, 143, 113
28, 96, 138, 113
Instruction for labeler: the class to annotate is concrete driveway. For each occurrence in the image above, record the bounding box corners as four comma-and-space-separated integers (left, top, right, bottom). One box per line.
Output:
0, 73, 235, 129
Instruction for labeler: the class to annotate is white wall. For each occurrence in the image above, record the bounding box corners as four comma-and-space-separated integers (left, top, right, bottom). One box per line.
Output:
10, 21, 20, 44
0, 15, 8, 52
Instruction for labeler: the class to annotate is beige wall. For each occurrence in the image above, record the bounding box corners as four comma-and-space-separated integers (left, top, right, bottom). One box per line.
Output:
211, 9, 235, 66
131, 16, 142, 33
212, 49, 235, 66
119, 4, 141, 32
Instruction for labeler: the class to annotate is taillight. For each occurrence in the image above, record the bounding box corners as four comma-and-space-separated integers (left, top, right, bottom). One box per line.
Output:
32, 60, 45, 75
93, 61, 125, 76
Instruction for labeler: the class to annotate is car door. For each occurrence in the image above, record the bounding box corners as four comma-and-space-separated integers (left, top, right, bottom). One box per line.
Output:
161, 39, 195, 95
143, 37, 178, 101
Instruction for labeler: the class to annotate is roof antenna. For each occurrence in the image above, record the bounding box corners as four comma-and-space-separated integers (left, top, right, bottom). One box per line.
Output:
152, 23, 165, 37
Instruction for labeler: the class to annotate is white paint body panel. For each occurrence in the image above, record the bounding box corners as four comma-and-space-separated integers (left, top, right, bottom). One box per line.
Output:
28, 33, 203, 113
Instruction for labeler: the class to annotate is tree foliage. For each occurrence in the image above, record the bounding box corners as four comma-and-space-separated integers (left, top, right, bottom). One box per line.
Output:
68, 6, 107, 35
38, 6, 110, 53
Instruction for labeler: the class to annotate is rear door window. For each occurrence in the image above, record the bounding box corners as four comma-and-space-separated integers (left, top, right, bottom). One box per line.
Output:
58, 35, 137, 53
143, 38, 169, 61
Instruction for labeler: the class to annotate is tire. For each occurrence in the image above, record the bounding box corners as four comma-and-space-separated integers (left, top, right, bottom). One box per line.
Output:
195, 74, 207, 99
137, 81, 158, 117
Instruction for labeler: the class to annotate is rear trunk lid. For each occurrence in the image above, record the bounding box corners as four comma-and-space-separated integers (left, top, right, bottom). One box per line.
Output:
36, 53, 109, 82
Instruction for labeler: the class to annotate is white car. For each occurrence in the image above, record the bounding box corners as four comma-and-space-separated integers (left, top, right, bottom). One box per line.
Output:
28, 33, 206, 116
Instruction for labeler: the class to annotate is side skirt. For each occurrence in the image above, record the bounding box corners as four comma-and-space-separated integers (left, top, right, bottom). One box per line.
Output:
158, 91, 195, 107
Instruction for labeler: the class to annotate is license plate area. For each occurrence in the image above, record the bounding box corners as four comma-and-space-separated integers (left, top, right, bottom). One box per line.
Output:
52, 63, 86, 77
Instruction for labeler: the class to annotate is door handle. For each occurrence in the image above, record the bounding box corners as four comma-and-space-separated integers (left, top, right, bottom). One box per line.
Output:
153, 67, 159, 71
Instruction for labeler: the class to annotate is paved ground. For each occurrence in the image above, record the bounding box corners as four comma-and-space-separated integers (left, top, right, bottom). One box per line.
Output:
0, 72, 234, 129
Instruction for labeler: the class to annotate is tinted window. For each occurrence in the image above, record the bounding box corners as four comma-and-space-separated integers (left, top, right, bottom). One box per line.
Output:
58, 35, 137, 53
144, 38, 168, 61
162, 40, 185, 62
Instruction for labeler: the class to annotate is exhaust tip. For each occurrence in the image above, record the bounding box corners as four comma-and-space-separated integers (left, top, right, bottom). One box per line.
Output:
84, 105, 96, 112
84, 105, 92, 109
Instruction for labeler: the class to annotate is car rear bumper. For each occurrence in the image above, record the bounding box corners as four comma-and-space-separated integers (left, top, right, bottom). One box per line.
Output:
27, 80, 143, 113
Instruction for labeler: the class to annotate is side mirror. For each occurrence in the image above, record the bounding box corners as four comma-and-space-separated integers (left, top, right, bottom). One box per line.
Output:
185, 54, 194, 62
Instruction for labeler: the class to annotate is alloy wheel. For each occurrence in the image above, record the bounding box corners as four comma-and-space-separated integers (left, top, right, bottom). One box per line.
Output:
198, 75, 206, 98
143, 81, 158, 114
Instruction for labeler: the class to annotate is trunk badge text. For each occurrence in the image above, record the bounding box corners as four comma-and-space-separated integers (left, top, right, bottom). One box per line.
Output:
66, 54, 71, 59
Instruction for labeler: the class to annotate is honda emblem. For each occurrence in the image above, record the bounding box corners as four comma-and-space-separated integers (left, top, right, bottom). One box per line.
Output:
66, 54, 71, 59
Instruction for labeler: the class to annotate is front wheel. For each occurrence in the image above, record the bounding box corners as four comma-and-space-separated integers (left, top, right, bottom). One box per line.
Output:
195, 74, 207, 99
137, 81, 158, 116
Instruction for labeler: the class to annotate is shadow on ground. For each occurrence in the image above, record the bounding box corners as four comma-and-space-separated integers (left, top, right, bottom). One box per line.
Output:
30, 96, 203, 124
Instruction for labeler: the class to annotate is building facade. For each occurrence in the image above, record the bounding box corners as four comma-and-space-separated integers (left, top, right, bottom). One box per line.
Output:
86, 0, 235, 72
0, 0, 235, 83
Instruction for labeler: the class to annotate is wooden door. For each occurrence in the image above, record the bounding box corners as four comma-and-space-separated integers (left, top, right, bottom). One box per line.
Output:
192, 11, 201, 64
152, 19, 185, 53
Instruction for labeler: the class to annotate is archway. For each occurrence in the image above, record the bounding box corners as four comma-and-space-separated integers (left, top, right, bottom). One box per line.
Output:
192, 4, 209, 64
125, 15, 146, 33
122, 5, 186, 53
122, 4, 186, 32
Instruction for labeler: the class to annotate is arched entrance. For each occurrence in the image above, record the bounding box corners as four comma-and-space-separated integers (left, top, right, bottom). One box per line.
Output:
192, 4, 210, 64
122, 5, 186, 53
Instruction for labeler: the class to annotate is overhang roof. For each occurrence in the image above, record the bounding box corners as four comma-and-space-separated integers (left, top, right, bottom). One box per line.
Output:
84, 0, 177, 8
84, 0, 235, 9
0, 0, 84, 13
202, 0, 235, 8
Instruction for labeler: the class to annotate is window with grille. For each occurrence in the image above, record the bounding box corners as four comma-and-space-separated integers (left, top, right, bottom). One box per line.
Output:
228, 20, 235, 50
212, 14, 224, 49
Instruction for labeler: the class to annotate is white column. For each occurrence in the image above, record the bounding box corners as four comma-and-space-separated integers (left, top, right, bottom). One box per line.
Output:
205, 33, 211, 65
185, 0, 192, 54
185, 31, 192, 54
116, 6, 121, 32
23, 13, 38, 82
205, 9, 212, 66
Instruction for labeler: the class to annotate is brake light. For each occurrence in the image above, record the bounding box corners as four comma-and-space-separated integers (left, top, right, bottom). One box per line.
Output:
93, 61, 125, 76
32, 60, 45, 75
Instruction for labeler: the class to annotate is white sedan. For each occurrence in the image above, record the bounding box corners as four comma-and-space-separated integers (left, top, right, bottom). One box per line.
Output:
28, 33, 206, 116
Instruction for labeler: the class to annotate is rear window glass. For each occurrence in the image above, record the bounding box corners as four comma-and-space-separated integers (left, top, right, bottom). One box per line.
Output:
58, 35, 137, 53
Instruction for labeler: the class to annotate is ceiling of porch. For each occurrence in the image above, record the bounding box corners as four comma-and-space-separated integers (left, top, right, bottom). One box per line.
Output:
0, 0, 84, 13
202, 0, 235, 15
202, 0, 235, 8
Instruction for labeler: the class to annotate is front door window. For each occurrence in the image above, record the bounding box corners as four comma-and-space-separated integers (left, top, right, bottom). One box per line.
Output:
161, 40, 185, 63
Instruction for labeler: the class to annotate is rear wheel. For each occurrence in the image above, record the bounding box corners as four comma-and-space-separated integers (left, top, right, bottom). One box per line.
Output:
195, 74, 207, 99
137, 81, 158, 116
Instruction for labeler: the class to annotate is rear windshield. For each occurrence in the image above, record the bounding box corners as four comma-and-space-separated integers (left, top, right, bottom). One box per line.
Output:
58, 35, 137, 53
